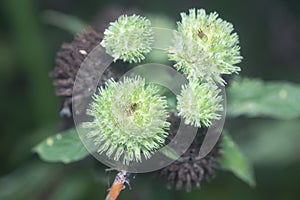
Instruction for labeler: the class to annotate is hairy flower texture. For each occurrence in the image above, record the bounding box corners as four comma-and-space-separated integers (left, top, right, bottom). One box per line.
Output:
177, 81, 223, 127
101, 15, 154, 63
84, 76, 170, 165
168, 8, 242, 85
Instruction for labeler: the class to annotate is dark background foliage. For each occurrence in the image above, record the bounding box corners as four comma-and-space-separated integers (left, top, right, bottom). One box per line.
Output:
0, 0, 299, 199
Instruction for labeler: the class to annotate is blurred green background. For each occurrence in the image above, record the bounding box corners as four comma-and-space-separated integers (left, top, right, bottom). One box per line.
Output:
0, 0, 300, 199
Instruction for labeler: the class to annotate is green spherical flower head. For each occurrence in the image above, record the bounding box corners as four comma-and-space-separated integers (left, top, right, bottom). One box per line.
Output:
168, 8, 242, 85
101, 15, 154, 63
177, 81, 223, 127
84, 76, 170, 165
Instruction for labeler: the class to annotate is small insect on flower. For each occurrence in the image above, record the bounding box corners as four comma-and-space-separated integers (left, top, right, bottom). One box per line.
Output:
105, 170, 130, 200
126, 102, 138, 116
197, 29, 206, 39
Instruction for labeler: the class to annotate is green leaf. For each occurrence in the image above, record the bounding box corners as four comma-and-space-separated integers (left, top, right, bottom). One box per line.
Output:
232, 119, 300, 167
33, 128, 89, 163
0, 162, 60, 200
42, 10, 87, 34
227, 78, 300, 119
218, 133, 255, 187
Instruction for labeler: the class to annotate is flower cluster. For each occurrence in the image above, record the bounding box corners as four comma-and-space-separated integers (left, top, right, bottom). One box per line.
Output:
50, 7, 243, 191
84, 76, 170, 165
167, 8, 243, 127
101, 15, 154, 63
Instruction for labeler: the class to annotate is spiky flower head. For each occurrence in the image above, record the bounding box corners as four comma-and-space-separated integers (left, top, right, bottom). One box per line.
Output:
101, 14, 154, 63
168, 8, 242, 85
51, 28, 103, 119
84, 76, 170, 165
177, 81, 223, 127
161, 139, 219, 192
